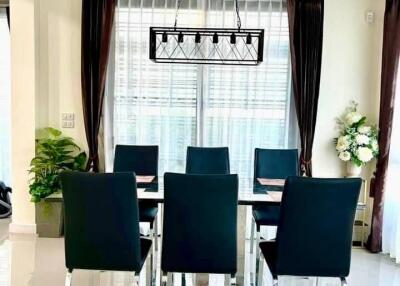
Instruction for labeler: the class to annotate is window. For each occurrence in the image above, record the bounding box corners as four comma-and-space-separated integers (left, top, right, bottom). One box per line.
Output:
0, 8, 10, 184
106, 0, 296, 177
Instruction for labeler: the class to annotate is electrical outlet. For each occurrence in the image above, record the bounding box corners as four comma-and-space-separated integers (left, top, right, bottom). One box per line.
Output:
62, 120, 74, 128
62, 121, 69, 128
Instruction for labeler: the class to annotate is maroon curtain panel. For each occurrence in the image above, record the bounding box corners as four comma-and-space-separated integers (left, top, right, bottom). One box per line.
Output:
367, 0, 400, 253
287, 0, 324, 177
81, 0, 116, 171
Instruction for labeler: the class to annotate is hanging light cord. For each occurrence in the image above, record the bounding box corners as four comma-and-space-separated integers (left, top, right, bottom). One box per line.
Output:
174, 0, 183, 30
235, 0, 242, 31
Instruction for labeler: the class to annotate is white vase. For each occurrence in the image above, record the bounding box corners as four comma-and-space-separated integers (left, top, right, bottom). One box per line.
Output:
347, 162, 362, 177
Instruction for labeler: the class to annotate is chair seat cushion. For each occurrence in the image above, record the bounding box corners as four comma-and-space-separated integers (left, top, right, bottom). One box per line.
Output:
139, 202, 158, 223
138, 238, 152, 271
252, 205, 281, 227
259, 240, 278, 276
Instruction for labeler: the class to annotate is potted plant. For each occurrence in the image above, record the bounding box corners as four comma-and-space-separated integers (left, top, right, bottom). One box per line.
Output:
29, 127, 87, 237
334, 101, 379, 177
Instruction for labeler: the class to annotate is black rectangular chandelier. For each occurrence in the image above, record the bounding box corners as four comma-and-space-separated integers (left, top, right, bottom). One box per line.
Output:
149, 27, 264, 66
149, 0, 264, 66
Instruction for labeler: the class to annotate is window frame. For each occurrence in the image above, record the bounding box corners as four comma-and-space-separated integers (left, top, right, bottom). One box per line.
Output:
104, 2, 298, 172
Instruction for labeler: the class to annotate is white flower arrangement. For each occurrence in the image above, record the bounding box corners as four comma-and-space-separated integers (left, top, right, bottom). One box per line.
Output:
334, 101, 379, 167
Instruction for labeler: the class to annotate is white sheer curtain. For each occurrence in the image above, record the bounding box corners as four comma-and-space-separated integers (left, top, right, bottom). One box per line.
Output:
106, 0, 295, 177
108, 0, 202, 172
202, 0, 294, 178
383, 69, 400, 264
0, 9, 10, 185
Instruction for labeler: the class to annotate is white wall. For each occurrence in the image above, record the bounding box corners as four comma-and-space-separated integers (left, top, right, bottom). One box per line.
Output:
37, 0, 86, 150
10, 0, 85, 233
10, 0, 385, 232
10, 0, 37, 233
313, 0, 385, 178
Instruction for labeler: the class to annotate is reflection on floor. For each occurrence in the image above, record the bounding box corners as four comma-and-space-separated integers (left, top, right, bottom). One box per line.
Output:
0, 218, 399, 286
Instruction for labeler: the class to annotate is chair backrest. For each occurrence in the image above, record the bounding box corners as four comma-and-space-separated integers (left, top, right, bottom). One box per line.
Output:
276, 176, 362, 277
254, 148, 299, 179
60, 172, 142, 271
161, 173, 238, 274
113, 145, 158, 175
186, 146, 230, 174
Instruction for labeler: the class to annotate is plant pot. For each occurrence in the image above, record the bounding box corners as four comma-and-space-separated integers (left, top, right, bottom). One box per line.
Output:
346, 162, 362, 177
35, 199, 64, 238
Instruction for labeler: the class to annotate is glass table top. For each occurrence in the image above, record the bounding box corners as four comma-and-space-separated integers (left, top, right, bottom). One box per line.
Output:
136, 176, 283, 206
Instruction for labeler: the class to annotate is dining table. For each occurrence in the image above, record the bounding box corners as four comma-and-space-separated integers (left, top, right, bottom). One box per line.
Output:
136, 176, 284, 205
47, 176, 285, 286
136, 176, 284, 286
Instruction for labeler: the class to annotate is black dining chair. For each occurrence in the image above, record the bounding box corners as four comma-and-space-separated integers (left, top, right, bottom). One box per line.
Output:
0, 181, 12, 218
250, 149, 299, 256
256, 176, 362, 286
161, 173, 238, 285
185, 146, 230, 174
60, 172, 153, 286
113, 144, 159, 250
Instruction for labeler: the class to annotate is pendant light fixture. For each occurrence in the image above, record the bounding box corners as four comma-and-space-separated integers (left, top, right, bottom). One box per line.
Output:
149, 0, 264, 66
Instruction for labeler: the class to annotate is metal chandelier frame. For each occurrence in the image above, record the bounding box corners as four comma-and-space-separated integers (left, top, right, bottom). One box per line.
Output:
149, 0, 264, 66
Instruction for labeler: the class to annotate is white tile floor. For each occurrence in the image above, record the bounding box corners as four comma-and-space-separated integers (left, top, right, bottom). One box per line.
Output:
0, 218, 399, 286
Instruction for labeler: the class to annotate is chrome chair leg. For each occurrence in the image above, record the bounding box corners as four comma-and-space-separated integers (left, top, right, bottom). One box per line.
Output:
167, 273, 174, 286
316, 277, 319, 286
224, 274, 237, 286
230, 274, 237, 286
161, 272, 168, 286
65, 269, 72, 286
224, 274, 230, 286
272, 277, 278, 286
340, 277, 348, 286
255, 230, 261, 285
132, 273, 140, 286
250, 219, 255, 254
256, 252, 263, 286
146, 251, 153, 286
149, 224, 157, 286
154, 215, 159, 251
152, 242, 157, 286
161, 272, 173, 286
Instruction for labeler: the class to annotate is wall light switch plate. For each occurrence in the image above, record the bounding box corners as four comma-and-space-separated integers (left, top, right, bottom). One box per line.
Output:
61, 113, 75, 129
366, 11, 375, 24
62, 113, 75, 120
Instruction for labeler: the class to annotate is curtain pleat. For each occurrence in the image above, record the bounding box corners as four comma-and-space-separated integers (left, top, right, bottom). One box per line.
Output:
368, 0, 400, 253
203, 0, 293, 178
81, 0, 117, 172
287, 0, 324, 176
5, 6, 9, 29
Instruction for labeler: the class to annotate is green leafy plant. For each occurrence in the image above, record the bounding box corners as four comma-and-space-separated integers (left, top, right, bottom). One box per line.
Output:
29, 127, 87, 202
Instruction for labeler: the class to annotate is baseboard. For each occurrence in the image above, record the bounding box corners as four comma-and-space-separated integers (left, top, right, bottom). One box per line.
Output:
9, 223, 37, 234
